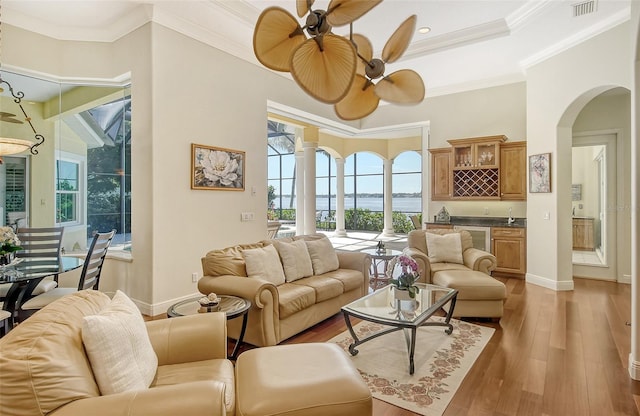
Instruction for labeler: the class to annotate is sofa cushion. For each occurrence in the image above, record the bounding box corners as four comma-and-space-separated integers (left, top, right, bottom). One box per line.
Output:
277, 283, 316, 319
292, 275, 344, 302
0, 290, 110, 416
202, 243, 264, 277
82, 290, 158, 395
432, 270, 506, 301
320, 269, 364, 293
430, 262, 471, 275
243, 244, 286, 285
273, 239, 313, 282
426, 232, 463, 264
305, 237, 339, 275
154, 358, 235, 416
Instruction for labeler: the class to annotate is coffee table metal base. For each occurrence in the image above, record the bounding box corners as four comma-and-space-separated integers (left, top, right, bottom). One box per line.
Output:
342, 296, 457, 375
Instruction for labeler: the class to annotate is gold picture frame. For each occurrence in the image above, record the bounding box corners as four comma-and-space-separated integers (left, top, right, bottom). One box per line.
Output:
529, 152, 551, 193
191, 143, 245, 191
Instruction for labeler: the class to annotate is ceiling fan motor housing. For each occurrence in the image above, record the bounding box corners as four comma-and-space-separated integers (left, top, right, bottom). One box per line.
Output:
306, 10, 331, 36
365, 58, 385, 80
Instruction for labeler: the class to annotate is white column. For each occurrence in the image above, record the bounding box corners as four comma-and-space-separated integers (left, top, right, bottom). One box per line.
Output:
421, 126, 430, 229
295, 151, 305, 236
335, 158, 347, 236
303, 141, 317, 235
629, 57, 640, 380
382, 158, 394, 236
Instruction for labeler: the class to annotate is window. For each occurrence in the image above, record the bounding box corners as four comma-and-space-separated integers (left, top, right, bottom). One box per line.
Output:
56, 159, 81, 224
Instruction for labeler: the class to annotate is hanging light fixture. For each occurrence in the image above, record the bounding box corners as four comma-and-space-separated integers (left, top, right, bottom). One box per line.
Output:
0, 2, 45, 163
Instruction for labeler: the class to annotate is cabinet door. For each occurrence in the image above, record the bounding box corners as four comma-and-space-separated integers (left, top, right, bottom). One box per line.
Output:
492, 237, 526, 275
500, 142, 526, 200
431, 149, 451, 200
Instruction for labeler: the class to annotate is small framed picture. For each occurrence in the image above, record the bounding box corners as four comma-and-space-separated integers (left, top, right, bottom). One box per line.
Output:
191, 143, 245, 191
529, 153, 551, 193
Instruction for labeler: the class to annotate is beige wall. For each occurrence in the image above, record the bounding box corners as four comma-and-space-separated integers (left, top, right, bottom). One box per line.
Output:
526, 22, 631, 290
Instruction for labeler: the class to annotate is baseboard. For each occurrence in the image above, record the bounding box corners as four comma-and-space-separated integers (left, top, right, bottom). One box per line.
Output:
629, 354, 640, 380
131, 292, 201, 318
525, 273, 575, 291
620, 274, 632, 284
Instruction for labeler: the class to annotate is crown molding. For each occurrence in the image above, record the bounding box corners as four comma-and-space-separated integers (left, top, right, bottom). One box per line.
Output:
520, 7, 630, 69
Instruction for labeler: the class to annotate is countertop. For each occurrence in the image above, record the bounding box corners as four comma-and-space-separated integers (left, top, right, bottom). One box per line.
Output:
426, 216, 527, 228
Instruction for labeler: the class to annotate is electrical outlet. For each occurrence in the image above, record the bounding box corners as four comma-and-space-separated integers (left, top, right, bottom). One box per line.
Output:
483, 207, 489, 215
191, 272, 198, 283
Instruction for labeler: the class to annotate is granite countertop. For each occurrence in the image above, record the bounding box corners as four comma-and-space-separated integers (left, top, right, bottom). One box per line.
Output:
427, 216, 527, 228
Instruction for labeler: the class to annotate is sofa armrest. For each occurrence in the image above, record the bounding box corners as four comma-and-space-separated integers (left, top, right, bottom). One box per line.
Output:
403, 247, 432, 283
463, 248, 497, 275
51, 381, 227, 416
198, 274, 280, 346
198, 275, 278, 309
146, 313, 227, 365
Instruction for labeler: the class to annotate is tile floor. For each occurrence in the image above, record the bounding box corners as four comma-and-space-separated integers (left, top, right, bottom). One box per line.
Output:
572, 249, 604, 265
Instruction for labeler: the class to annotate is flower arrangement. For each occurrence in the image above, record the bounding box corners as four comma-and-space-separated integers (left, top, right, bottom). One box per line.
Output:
388, 254, 420, 298
0, 226, 22, 256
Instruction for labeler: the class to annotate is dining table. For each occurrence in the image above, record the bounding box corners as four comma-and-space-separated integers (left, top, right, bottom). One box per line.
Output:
0, 256, 85, 319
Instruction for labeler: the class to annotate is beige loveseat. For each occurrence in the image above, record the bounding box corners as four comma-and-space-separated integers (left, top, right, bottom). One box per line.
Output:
0, 290, 234, 416
199, 233, 370, 347
405, 229, 506, 319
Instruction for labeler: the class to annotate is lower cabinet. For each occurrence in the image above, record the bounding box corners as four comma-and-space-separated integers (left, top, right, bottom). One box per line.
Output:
572, 218, 595, 250
491, 227, 526, 278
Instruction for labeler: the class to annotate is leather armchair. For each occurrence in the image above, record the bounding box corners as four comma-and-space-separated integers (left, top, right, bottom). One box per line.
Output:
405, 229, 496, 282
0, 290, 234, 416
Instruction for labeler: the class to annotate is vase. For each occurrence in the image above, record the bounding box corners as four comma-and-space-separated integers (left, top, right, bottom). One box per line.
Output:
393, 286, 414, 301
0, 252, 15, 266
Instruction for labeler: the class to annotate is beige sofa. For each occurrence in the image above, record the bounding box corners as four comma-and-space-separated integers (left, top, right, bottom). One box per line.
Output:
199, 233, 370, 347
405, 229, 506, 318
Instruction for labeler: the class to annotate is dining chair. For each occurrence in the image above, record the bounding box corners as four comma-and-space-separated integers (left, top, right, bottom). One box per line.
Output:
17, 230, 116, 320
0, 227, 65, 303
0, 309, 11, 337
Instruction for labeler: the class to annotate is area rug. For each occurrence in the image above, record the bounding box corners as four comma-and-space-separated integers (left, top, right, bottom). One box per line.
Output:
328, 318, 494, 416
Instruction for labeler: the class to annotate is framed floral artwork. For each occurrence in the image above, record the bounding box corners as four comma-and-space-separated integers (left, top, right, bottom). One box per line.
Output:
191, 143, 245, 191
529, 152, 551, 193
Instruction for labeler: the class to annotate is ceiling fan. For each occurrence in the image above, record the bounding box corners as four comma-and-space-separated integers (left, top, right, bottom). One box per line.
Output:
0, 112, 24, 124
253, 0, 425, 120
253, 0, 381, 104
335, 15, 425, 120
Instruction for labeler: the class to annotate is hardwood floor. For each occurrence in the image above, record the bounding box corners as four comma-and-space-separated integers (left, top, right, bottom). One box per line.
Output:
263, 277, 639, 416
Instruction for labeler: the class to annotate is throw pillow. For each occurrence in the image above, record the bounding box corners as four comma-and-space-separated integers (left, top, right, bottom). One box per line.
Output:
305, 237, 339, 275
425, 232, 464, 264
274, 240, 314, 282
82, 290, 158, 395
243, 244, 286, 285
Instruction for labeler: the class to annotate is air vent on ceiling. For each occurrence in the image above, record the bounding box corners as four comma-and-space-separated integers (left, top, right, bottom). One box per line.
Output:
573, 0, 597, 17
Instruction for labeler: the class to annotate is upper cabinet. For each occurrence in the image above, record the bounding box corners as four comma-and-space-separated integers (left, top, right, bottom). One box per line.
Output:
499, 142, 527, 200
430, 135, 527, 201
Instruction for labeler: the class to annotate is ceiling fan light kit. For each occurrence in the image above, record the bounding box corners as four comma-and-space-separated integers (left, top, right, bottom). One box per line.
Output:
254, 0, 425, 120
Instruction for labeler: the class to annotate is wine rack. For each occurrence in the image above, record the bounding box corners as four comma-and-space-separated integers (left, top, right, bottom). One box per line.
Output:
453, 168, 499, 198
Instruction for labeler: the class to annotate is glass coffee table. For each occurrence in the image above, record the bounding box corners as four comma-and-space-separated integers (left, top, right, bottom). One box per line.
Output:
167, 295, 251, 360
341, 283, 458, 374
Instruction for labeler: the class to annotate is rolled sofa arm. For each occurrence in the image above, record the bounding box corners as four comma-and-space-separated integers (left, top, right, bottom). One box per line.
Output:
337, 251, 371, 295
403, 247, 432, 284
51, 381, 227, 416
463, 248, 497, 275
146, 313, 227, 365
198, 274, 280, 347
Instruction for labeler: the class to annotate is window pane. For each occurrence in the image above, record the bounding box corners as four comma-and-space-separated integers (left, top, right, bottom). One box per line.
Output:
355, 152, 382, 175
281, 154, 296, 179
267, 155, 280, 179
393, 151, 421, 173
56, 193, 77, 223
56, 160, 78, 191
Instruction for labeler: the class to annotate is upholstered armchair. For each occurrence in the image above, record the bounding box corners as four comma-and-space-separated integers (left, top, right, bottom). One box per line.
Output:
405, 229, 497, 283
0, 290, 234, 416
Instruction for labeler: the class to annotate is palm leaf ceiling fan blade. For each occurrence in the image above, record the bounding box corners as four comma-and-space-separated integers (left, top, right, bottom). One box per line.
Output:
375, 69, 425, 104
0, 112, 24, 124
290, 34, 357, 104
350, 33, 373, 75
382, 14, 417, 64
326, 0, 382, 27
334, 74, 379, 120
253, 7, 306, 72
296, 0, 315, 17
